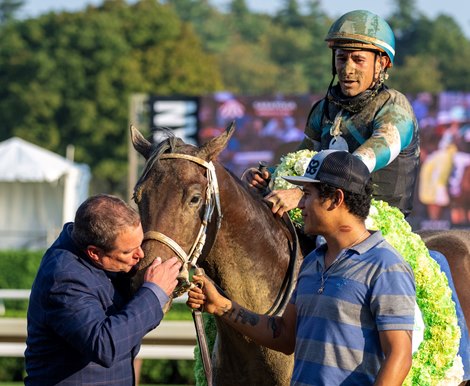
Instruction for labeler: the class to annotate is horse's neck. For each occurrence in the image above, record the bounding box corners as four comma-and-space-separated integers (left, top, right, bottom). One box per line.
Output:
217, 164, 287, 238
207, 164, 293, 312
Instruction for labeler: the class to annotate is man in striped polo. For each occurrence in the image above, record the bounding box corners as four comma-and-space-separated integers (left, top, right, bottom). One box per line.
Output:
188, 150, 415, 385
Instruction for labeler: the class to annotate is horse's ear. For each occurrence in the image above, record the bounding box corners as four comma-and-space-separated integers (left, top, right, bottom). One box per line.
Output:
199, 121, 236, 161
130, 124, 152, 160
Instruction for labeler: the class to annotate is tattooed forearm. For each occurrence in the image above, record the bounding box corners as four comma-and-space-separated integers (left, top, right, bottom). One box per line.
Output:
267, 316, 281, 339
225, 306, 259, 326
219, 303, 235, 319
237, 308, 259, 326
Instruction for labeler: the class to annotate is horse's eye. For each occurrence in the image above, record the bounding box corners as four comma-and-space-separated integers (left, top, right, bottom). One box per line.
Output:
190, 195, 201, 205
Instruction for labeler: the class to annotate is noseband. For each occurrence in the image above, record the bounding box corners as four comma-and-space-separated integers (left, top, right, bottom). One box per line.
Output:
142, 153, 222, 297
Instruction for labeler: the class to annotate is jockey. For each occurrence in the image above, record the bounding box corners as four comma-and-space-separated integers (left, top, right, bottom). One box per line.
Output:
246, 10, 420, 219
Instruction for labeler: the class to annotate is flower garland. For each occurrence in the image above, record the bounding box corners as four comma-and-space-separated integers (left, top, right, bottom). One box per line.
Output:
272, 150, 462, 385
271, 149, 316, 226
366, 201, 462, 385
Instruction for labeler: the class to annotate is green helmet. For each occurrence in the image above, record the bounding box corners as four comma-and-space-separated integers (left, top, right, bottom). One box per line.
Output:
325, 10, 395, 67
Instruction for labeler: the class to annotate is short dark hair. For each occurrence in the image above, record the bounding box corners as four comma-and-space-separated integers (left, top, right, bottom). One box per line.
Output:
316, 180, 373, 220
71, 194, 140, 252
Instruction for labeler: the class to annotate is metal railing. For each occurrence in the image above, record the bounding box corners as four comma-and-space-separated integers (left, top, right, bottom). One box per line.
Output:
0, 318, 197, 359
0, 290, 196, 359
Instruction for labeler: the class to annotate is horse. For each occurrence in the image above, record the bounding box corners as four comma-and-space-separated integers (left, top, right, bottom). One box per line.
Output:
417, 229, 470, 331
129, 123, 470, 385
130, 123, 309, 386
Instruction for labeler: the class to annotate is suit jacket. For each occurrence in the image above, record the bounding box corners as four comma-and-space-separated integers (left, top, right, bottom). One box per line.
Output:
25, 223, 167, 385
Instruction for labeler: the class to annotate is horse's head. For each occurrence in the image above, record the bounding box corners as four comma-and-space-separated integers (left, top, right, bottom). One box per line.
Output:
130, 123, 235, 303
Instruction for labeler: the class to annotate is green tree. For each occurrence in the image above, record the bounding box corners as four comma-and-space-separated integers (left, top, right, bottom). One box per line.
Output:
166, 0, 230, 53
217, 38, 282, 94
388, 55, 443, 94
264, 25, 312, 93
0, 0, 222, 195
387, 0, 417, 40
418, 15, 470, 91
301, 0, 331, 93
229, 0, 249, 18
388, 0, 470, 91
275, 0, 304, 28
227, 0, 271, 42
0, 0, 24, 24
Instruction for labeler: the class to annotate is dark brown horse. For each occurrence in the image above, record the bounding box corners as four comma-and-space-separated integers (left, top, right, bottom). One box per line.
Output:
417, 229, 470, 386
130, 123, 470, 385
417, 229, 470, 331
130, 123, 307, 386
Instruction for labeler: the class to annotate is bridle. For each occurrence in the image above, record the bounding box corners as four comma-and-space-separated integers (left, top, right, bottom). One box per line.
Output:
142, 153, 223, 297
138, 151, 299, 316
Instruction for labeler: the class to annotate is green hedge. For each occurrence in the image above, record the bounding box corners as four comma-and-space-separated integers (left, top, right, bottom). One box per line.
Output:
0, 250, 43, 288
0, 250, 195, 384
0, 250, 43, 313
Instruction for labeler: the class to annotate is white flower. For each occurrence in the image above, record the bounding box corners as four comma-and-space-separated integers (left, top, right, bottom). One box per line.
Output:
294, 157, 311, 175
365, 205, 379, 230
437, 355, 465, 386
272, 149, 315, 191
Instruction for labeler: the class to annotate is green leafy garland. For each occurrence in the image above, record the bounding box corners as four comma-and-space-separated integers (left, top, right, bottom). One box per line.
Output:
193, 150, 463, 385
366, 201, 461, 385
271, 149, 316, 226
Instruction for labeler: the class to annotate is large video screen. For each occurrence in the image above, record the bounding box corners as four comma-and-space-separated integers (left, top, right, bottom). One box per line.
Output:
149, 91, 470, 231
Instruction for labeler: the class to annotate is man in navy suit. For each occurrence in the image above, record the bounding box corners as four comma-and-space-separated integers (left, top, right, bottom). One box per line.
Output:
25, 194, 181, 385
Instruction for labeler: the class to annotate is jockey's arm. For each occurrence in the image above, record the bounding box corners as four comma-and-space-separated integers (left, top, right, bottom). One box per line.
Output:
352, 104, 416, 173
241, 166, 303, 217
241, 135, 316, 217
187, 274, 297, 355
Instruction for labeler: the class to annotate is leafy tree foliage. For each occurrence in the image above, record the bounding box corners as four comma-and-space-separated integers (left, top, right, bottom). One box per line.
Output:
167, 0, 332, 94
0, 0, 222, 195
0, 0, 24, 24
389, 0, 470, 91
275, 0, 304, 28
388, 55, 443, 94
165, 0, 231, 53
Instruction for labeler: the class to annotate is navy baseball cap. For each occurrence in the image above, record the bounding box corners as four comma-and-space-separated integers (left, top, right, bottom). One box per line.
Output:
282, 150, 371, 194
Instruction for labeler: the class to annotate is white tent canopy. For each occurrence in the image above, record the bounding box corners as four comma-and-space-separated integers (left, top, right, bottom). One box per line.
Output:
0, 137, 91, 249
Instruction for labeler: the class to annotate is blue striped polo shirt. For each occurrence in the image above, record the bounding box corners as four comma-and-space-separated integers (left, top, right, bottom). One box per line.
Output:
290, 230, 415, 386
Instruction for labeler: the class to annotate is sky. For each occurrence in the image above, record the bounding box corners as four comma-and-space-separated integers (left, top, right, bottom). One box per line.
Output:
20, 0, 470, 39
